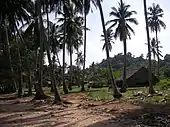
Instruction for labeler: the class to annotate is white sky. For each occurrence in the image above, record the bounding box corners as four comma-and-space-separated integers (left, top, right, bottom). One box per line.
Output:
46, 0, 170, 68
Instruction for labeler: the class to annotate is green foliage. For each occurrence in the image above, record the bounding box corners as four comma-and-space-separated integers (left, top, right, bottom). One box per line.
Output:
88, 88, 113, 101
106, 0, 138, 41
164, 69, 170, 78
113, 70, 121, 79
156, 79, 170, 90
89, 52, 170, 79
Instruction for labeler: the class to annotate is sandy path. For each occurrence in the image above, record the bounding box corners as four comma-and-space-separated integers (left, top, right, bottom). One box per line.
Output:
0, 93, 141, 127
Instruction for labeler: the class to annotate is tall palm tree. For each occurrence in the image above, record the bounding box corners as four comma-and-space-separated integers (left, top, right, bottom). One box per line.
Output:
0, 0, 33, 95
13, 32, 23, 97
146, 38, 161, 74
49, 0, 82, 94
148, 3, 166, 78
97, 0, 122, 98
106, 0, 138, 92
20, 1, 45, 96
44, 21, 62, 92
4, 22, 17, 93
143, 0, 155, 94
149, 38, 163, 74
58, 4, 84, 90
82, 0, 99, 91
43, 29, 62, 103
75, 51, 84, 87
35, 0, 47, 99
48, 24, 62, 67
101, 28, 114, 52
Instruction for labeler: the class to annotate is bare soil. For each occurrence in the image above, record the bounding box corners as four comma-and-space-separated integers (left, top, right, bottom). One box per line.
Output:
0, 93, 170, 127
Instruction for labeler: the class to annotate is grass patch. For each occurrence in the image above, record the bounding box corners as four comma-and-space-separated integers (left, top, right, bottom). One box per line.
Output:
88, 87, 113, 101
43, 79, 170, 104
156, 79, 170, 90
86, 86, 170, 104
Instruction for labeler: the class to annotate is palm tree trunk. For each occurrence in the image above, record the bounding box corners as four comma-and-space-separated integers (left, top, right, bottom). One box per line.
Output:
50, 54, 55, 92
76, 48, 81, 87
35, 0, 47, 99
46, 4, 54, 93
82, 6, 87, 91
97, 0, 122, 98
55, 50, 61, 67
14, 32, 23, 97
68, 33, 73, 91
44, 36, 61, 103
62, 18, 69, 94
33, 49, 39, 91
4, 22, 17, 92
68, 45, 73, 91
143, 0, 155, 94
155, 29, 160, 78
121, 39, 127, 92
15, 25, 32, 96
153, 54, 156, 75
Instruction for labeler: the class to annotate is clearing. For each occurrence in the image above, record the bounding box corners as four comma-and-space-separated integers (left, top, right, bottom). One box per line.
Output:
1, 88, 170, 127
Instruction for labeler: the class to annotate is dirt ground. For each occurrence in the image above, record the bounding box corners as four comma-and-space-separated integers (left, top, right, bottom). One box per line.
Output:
0, 93, 170, 127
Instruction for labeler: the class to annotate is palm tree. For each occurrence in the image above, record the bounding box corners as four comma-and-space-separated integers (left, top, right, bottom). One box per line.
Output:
51, 0, 83, 89
49, 24, 62, 67
101, 28, 114, 52
75, 51, 84, 87
148, 3, 166, 78
143, 0, 155, 94
49, 0, 82, 94
146, 38, 161, 74
43, 29, 62, 103
13, 32, 23, 97
106, 0, 138, 92
58, 4, 84, 90
97, 0, 122, 98
35, 0, 47, 99
150, 38, 163, 74
0, 0, 33, 96
82, 0, 99, 91
44, 22, 62, 92
4, 22, 17, 93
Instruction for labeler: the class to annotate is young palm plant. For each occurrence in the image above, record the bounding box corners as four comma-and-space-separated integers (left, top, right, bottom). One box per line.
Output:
148, 3, 166, 78
106, 0, 138, 92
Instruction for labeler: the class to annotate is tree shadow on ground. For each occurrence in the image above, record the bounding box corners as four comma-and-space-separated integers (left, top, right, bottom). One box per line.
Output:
0, 111, 69, 127
87, 102, 170, 127
0, 93, 18, 100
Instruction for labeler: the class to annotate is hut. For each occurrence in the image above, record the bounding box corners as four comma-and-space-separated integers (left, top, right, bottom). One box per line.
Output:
116, 67, 159, 87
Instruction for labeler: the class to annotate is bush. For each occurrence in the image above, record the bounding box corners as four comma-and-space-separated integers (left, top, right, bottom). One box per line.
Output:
156, 79, 170, 90
164, 69, 170, 78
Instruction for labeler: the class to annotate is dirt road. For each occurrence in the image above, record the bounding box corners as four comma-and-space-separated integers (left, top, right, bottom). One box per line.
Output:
0, 93, 168, 127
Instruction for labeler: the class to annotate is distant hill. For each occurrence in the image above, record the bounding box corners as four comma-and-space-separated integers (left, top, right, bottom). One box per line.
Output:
90, 52, 170, 78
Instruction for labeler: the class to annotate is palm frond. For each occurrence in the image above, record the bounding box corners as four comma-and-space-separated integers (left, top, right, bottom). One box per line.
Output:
126, 24, 135, 35
126, 18, 138, 25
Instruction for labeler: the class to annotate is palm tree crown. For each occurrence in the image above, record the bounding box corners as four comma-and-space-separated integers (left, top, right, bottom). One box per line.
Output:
148, 3, 166, 33
106, 0, 138, 41
101, 28, 114, 52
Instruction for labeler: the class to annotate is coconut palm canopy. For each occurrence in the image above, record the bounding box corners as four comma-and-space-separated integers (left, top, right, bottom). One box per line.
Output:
106, 0, 138, 41
101, 28, 114, 52
148, 3, 166, 33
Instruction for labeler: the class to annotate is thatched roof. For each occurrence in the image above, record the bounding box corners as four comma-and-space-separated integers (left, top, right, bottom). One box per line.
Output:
117, 67, 153, 80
